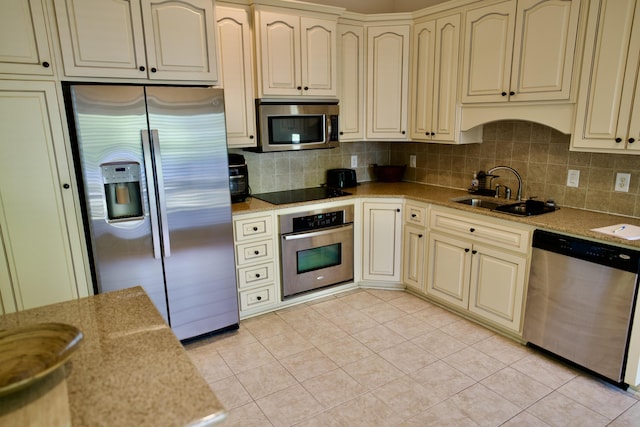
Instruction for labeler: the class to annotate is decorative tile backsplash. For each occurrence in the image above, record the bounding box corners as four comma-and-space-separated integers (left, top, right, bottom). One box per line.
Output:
232, 120, 640, 217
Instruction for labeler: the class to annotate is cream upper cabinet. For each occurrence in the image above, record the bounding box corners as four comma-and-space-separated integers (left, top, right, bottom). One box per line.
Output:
0, 80, 89, 313
462, 0, 581, 103
366, 24, 410, 140
362, 200, 403, 283
571, 0, 640, 153
337, 23, 365, 141
410, 13, 461, 142
0, 0, 54, 76
255, 9, 337, 98
216, 4, 256, 148
54, 0, 219, 81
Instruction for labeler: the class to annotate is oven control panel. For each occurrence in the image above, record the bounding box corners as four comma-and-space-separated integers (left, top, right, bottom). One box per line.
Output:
292, 211, 344, 232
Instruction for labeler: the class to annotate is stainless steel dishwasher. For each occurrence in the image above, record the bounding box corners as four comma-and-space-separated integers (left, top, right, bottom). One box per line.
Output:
523, 230, 640, 386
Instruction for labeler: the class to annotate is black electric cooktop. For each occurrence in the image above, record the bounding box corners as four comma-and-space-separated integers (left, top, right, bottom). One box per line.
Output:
252, 187, 351, 205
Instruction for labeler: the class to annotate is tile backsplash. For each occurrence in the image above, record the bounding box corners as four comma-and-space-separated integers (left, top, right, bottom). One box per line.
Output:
232, 120, 640, 217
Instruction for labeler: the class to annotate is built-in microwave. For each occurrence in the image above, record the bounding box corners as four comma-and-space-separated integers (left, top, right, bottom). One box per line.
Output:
253, 99, 339, 152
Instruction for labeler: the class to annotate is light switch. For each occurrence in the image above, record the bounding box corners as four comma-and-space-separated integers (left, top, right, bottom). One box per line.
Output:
567, 169, 580, 187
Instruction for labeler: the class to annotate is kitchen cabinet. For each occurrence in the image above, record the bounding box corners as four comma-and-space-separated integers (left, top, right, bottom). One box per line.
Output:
410, 13, 461, 142
0, 0, 54, 76
233, 211, 279, 317
461, 0, 581, 103
216, 4, 256, 148
0, 80, 89, 313
337, 22, 365, 141
254, 9, 337, 98
366, 24, 410, 140
402, 201, 429, 292
571, 0, 640, 153
53, 0, 219, 81
362, 200, 403, 283
426, 206, 531, 333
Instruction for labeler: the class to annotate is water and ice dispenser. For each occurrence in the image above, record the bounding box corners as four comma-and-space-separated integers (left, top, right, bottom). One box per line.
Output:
101, 162, 143, 221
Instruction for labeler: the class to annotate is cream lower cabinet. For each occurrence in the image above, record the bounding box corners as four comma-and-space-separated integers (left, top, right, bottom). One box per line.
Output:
0, 81, 89, 312
426, 206, 532, 333
402, 201, 428, 292
362, 200, 403, 283
233, 211, 279, 317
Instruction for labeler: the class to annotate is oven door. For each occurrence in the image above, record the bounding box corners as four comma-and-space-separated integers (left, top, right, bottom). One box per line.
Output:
281, 223, 353, 298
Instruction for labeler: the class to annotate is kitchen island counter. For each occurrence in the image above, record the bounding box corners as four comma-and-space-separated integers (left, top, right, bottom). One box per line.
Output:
0, 287, 225, 427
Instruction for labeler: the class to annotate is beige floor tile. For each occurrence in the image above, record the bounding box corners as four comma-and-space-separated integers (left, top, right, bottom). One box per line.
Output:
384, 314, 435, 339
308, 298, 351, 319
511, 353, 578, 389
411, 329, 468, 358
398, 398, 480, 426
439, 318, 495, 345
443, 347, 506, 381
527, 391, 610, 427
322, 393, 404, 427
186, 348, 233, 383
256, 383, 324, 427
260, 330, 314, 359
190, 326, 257, 352
387, 293, 432, 313
209, 375, 252, 410
556, 375, 638, 420
301, 368, 367, 408
289, 317, 349, 346
329, 309, 378, 335
411, 307, 461, 328
371, 375, 441, 419
364, 288, 405, 301
338, 291, 384, 310
342, 354, 404, 390
279, 348, 338, 382
501, 412, 551, 426
236, 361, 297, 400
315, 335, 374, 366
217, 341, 277, 374
378, 340, 439, 374
242, 313, 292, 340
472, 333, 531, 365
275, 305, 326, 327
449, 383, 521, 426
609, 401, 640, 426
481, 367, 553, 408
224, 402, 274, 427
360, 301, 406, 323
412, 360, 476, 400
352, 324, 406, 352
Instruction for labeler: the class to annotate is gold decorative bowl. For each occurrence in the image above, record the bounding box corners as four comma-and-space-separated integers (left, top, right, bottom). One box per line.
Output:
0, 323, 83, 396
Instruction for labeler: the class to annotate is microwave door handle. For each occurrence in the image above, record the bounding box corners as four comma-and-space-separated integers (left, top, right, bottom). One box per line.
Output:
282, 223, 353, 241
326, 115, 332, 142
150, 129, 171, 258
141, 130, 162, 259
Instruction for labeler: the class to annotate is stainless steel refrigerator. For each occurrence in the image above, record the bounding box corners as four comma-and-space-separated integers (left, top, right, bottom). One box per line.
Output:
66, 84, 239, 341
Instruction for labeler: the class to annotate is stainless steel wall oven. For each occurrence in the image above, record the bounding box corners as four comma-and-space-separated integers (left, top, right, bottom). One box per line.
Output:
280, 205, 354, 298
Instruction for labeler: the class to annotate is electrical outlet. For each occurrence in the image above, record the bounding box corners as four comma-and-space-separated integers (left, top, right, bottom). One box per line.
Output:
615, 172, 631, 192
409, 155, 416, 168
567, 169, 580, 187
350, 155, 358, 168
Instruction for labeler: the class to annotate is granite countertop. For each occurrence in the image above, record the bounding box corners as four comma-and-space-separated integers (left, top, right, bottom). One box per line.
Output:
232, 181, 640, 249
0, 287, 225, 427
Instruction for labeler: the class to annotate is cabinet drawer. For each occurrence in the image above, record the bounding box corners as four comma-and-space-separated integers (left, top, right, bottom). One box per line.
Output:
430, 208, 530, 253
234, 214, 273, 242
405, 203, 427, 227
239, 284, 277, 311
237, 262, 275, 289
235, 239, 274, 266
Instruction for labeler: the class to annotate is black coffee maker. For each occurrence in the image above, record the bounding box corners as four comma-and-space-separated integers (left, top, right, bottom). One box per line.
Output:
228, 153, 249, 202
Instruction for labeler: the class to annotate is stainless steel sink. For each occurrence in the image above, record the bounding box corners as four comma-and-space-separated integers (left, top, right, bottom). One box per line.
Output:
452, 197, 556, 216
454, 198, 502, 210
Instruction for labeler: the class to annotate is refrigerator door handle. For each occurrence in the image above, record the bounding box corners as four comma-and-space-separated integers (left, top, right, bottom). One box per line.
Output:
141, 130, 162, 259
150, 129, 171, 258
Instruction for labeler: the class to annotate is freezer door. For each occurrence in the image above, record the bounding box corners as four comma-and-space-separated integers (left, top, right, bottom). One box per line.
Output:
70, 85, 168, 321
145, 87, 239, 340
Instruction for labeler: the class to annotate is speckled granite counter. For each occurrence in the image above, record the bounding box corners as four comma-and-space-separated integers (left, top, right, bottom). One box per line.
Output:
0, 287, 225, 426
233, 182, 640, 249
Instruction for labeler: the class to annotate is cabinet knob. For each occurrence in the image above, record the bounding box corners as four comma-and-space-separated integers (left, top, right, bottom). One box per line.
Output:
469, 228, 475, 232
297, 86, 302, 90
255, 274, 261, 278
418, 234, 423, 238
401, 131, 406, 135
425, 132, 429, 136
431, 132, 435, 136
304, 86, 309, 91
411, 213, 417, 218
254, 250, 260, 255
340, 131, 344, 135
396, 209, 401, 213
139, 66, 146, 71
63, 183, 70, 189
630, 138, 636, 144
465, 248, 470, 252
509, 91, 515, 96
256, 296, 262, 301
501, 92, 507, 96
472, 250, 478, 255
249, 135, 254, 139
616, 137, 623, 143
151, 67, 157, 73
42, 61, 50, 68
253, 226, 258, 231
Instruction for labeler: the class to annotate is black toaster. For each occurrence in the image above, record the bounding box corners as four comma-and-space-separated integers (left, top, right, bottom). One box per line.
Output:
326, 168, 357, 188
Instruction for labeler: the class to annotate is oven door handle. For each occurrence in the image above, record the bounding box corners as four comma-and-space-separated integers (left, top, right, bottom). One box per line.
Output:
282, 223, 353, 241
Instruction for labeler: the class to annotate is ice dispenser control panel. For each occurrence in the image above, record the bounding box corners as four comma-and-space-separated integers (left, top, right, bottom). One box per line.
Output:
101, 162, 144, 221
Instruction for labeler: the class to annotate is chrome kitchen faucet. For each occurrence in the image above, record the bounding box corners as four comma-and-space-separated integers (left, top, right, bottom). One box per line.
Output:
486, 166, 523, 201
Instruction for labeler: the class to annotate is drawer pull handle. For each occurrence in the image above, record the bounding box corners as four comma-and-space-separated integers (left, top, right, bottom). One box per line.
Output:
253, 226, 258, 231
256, 296, 262, 301
254, 250, 260, 255
469, 228, 475, 232
255, 274, 261, 278
411, 213, 417, 218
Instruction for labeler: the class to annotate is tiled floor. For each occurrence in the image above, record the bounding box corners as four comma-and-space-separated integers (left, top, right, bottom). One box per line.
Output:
185, 288, 640, 426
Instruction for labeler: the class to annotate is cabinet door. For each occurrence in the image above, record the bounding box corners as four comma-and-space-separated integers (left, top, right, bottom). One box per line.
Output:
628, 67, 640, 152
366, 25, 410, 140
462, 0, 516, 103
338, 24, 365, 141
426, 232, 471, 309
217, 5, 256, 147
0, 81, 88, 311
572, 0, 640, 151
362, 202, 402, 282
141, 0, 218, 81
432, 14, 461, 142
0, 0, 53, 75
301, 17, 337, 96
403, 224, 426, 291
257, 11, 301, 96
468, 244, 527, 332
54, 0, 147, 78
410, 20, 436, 141
511, 0, 580, 101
